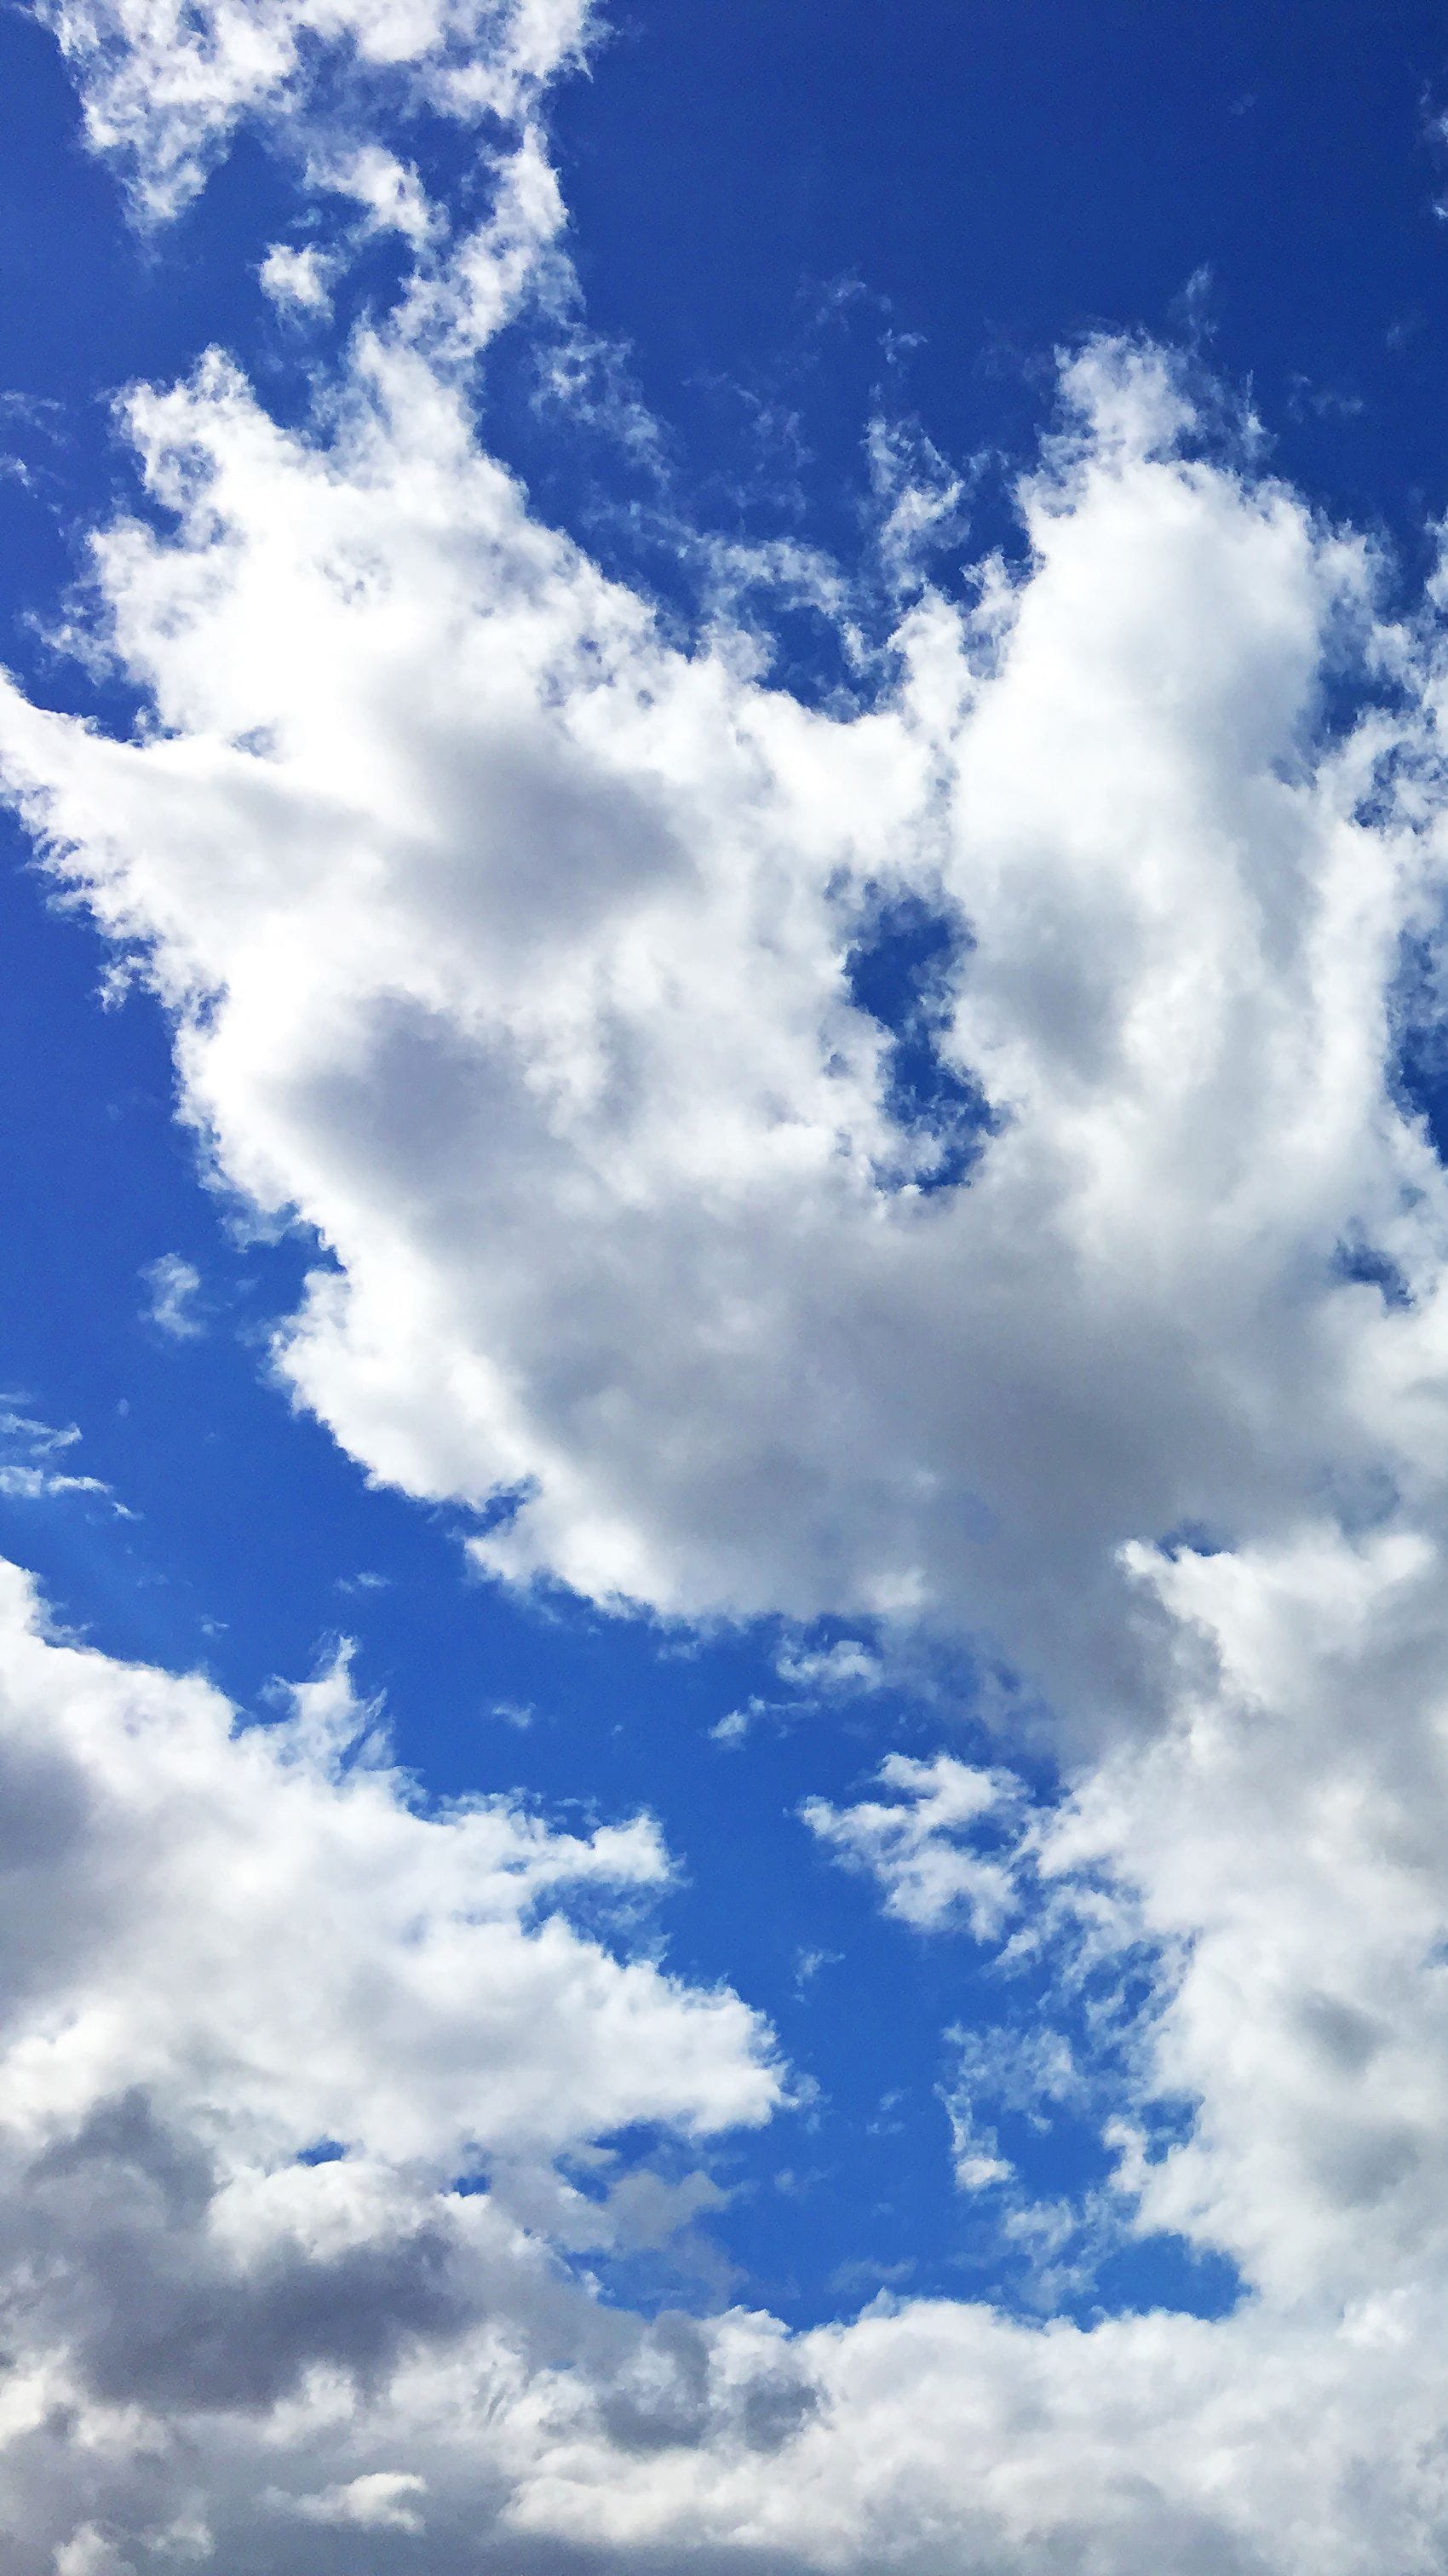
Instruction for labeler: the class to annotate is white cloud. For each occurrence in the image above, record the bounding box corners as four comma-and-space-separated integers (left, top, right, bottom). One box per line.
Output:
1039, 1520, 1448, 2310
259, 242, 336, 319
139, 1252, 204, 1338
942, 2102, 1011, 2194
310, 143, 438, 244
501, 2291, 1448, 2573
0, 1405, 124, 1509
14, 307, 1448, 2554
37, 0, 595, 218
286, 2469, 428, 2531
802, 1754, 1018, 1935
15, 9, 1448, 2552
776, 1637, 882, 1694
2, 328, 1434, 1763
0, 1555, 806, 2569
0, 1568, 779, 2172
54, 2530, 137, 2576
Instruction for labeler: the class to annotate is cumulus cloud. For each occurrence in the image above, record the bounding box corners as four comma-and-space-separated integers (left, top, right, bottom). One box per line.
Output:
284, 2469, 428, 2530
3, 324, 1439, 1763
0, 1556, 803, 2568
11, 304, 1448, 2553
16, 245, 1448, 2550
1042, 1520, 1448, 2312
0, 1567, 777, 2173
503, 2291, 1448, 2574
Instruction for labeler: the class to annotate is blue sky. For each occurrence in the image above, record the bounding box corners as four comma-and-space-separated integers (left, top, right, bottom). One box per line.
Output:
4, 5, 1448, 2571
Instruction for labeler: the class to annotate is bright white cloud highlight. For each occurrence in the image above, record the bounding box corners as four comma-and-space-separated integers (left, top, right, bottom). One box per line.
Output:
802, 1754, 1017, 1935
312, 143, 438, 243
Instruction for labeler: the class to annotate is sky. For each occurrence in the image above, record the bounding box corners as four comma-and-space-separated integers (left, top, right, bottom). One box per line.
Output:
7, 1, 1448, 2568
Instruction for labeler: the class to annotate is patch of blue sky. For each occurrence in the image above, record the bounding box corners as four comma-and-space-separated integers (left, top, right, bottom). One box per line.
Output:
844, 889, 995, 1193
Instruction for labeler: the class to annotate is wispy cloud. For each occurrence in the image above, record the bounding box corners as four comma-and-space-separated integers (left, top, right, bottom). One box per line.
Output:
140, 1253, 205, 1339
0, 1406, 128, 1512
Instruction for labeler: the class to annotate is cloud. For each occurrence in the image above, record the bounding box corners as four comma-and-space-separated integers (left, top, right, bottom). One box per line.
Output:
0, 1405, 125, 1509
310, 142, 439, 244
1, 324, 1434, 1770
775, 1638, 882, 1694
1041, 1521, 1448, 2310
284, 2470, 428, 2531
504, 2291, 1448, 2574
259, 242, 336, 320
15, 4, 1448, 2561
0, 1578, 779, 2176
37, 0, 596, 219
139, 1252, 204, 1338
14, 247, 1448, 2560
0, 1555, 807, 2567
802, 1754, 1019, 1936
710, 1640, 882, 1751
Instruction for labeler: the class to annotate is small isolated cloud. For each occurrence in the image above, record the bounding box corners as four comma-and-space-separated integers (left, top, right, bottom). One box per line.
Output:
259, 241, 334, 319
802, 1753, 1019, 1935
794, 1945, 842, 1994
940, 2083, 1013, 2197
711, 1636, 882, 1751
141, 1252, 204, 1339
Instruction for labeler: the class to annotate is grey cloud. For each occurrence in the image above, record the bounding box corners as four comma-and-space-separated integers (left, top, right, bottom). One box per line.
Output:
0, 1738, 89, 1872
594, 2310, 819, 2459
29, 2136, 466, 2413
